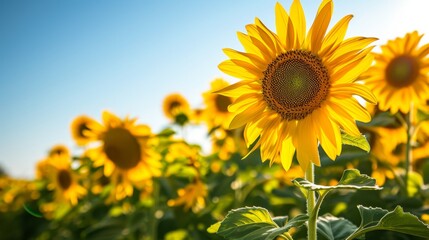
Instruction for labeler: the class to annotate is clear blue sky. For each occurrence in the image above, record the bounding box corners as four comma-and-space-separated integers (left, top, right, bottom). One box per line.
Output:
1, 0, 428, 178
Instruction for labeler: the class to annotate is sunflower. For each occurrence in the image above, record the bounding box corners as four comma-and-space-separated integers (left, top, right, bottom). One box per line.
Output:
71, 115, 97, 146
211, 127, 247, 160
202, 78, 235, 129
45, 153, 86, 205
48, 144, 70, 158
216, 0, 377, 171
162, 93, 191, 125
85, 111, 161, 200
362, 31, 429, 114
167, 180, 207, 212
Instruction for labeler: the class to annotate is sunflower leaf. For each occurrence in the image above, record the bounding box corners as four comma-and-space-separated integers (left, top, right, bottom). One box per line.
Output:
208, 206, 307, 240
293, 169, 381, 191
341, 132, 370, 152
317, 214, 358, 240
348, 205, 429, 239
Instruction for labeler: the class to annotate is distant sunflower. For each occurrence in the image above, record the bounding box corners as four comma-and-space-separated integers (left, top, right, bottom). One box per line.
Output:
217, 0, 377, 171
71, 115, 97, 146
85, 111, 161, 200
48, 144, 70, 158
203, 78, 234, 129
162, 93, 191, 125
362, 31, 429, 114
167, 180, 207, 212
46, 154, 86, 205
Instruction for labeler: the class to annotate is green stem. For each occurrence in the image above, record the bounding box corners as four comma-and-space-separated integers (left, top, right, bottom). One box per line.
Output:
306, 163, 317, 240
404, 109, 414, 197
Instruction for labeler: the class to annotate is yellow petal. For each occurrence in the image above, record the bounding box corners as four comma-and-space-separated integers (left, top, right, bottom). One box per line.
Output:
280, 137, 295, 171
308, 0, 332, 53
290, 0, 306, 46
229, 101, 265, 129
223, 48, 266, 70
294, 117, 320, 171
330, 83, 377, 104
275, 2, 290, 48
218, 60, 260, 80
320, 15, 353, 55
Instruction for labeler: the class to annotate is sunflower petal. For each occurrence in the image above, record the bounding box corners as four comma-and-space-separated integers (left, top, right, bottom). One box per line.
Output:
290, 0, 306, 46
308, 0, 332, 53
218, 60, 260, 80
331, 83, 377, 104
321, 14, 353, 55
280, 137, 295, 171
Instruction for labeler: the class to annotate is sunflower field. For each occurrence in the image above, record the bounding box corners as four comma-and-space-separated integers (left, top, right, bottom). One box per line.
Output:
2, 1, 429, 240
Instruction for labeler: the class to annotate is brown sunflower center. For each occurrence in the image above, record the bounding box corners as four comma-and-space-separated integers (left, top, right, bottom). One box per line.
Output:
215, 95, 232, 112
262, 50, 330, 120
57, 169, 72, 190
102, 128, 141, 170
385, 55, 419, 88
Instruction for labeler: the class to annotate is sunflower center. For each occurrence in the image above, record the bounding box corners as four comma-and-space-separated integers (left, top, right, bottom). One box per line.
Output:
103, 128, 141, 170
262, 50, 330, 120
57, 169, 72, 190
215, 95, 232, 112
385, 55, 419, 88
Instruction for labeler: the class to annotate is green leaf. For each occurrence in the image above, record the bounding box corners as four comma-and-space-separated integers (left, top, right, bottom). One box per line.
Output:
341, 132, 370, 152
349, 205, 429, 239
208, 207, 307, 240
356, 205, 389, 228
293, 169, 382, 191
157, 128, 176, 137
317, 214, 358, 240
266, 214, 308, 239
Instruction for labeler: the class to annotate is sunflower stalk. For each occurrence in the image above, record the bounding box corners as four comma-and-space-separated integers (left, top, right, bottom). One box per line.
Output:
305, 163, 317, 240
404, 105, 414, 197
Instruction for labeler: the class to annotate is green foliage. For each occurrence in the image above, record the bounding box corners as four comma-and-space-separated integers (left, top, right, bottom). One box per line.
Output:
293, 169, 381, 191
209, 206, 308, 240
341, 132, 371, 153
316, 214, 358, 240
348, 206, 429, 239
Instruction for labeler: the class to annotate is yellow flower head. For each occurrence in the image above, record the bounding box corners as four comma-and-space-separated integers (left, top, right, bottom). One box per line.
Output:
71, 115, 97, 146
362, 31, 429, 114
167, 180, 207, 212
217, 0, 377, 171
48, 144, 70, 158
45, 153, 87, 205
162, 93, 191, 125
85, 111, 161, 200
202, 78, 235, 129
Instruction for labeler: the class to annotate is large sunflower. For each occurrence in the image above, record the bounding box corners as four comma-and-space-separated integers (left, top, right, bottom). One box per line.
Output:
216, 0, 377, 171
362, 31, 429, 114
85, 111, 161, 200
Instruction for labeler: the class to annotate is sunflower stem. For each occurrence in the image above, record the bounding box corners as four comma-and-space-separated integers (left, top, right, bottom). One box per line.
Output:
306, 163, 317, 240
404, 107, 414, 197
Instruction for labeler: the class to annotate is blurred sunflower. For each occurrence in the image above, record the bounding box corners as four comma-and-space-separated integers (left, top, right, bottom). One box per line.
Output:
85, 111, 161, 200
45, 153, 86, 205
167, 180, 207, 212
48, 144, 70, 158
211, 128, 247, 160
202, 78, 234, 129
162, 93, 191, 125
362, 31, 429, 114
71, 115, 97, 146
216, 0, 376, 171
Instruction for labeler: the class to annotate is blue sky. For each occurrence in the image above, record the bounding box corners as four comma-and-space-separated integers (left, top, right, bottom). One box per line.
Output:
1, 0, 428, 178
